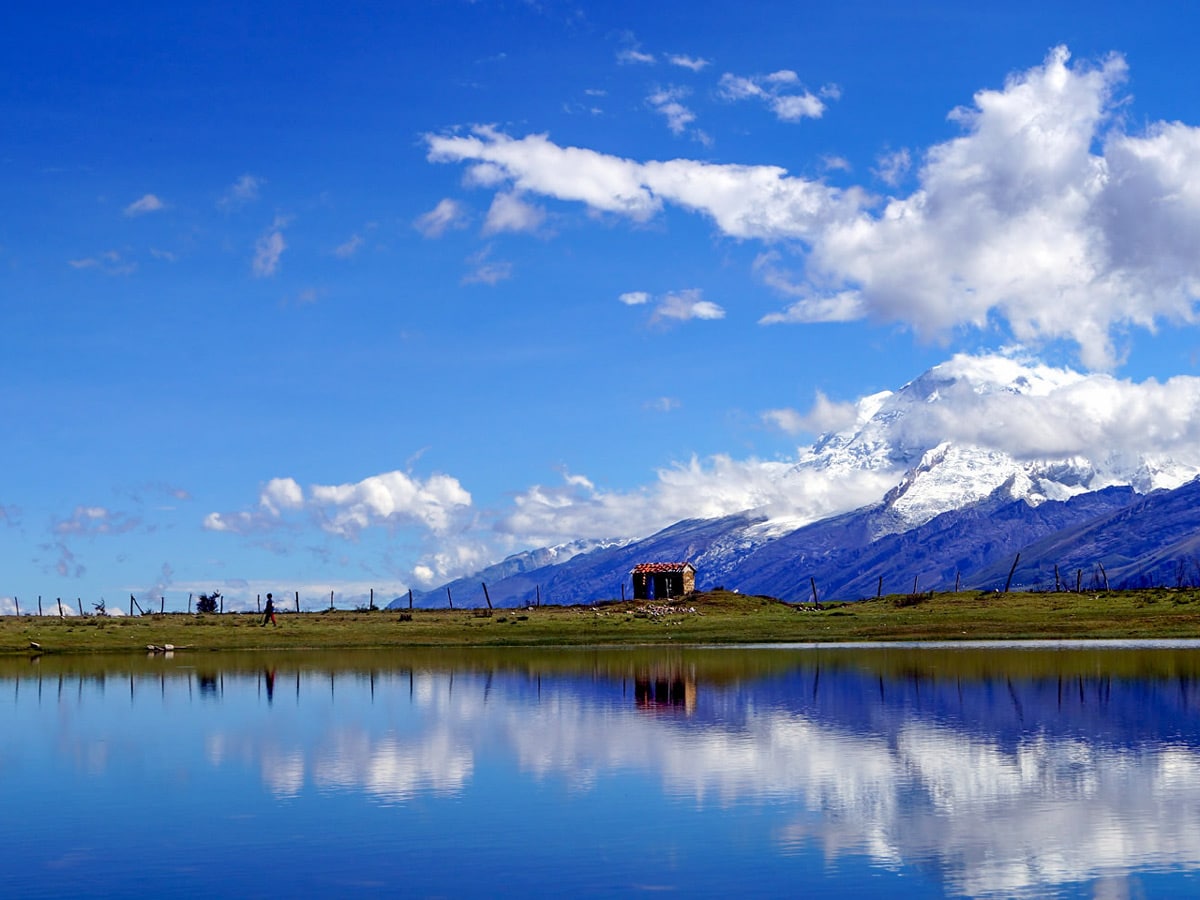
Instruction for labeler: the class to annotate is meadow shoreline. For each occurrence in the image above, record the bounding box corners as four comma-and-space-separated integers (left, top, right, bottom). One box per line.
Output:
5, 589, 1200, 655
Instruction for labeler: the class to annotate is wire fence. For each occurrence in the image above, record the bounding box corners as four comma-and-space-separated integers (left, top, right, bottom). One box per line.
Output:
0, 589, 387, 618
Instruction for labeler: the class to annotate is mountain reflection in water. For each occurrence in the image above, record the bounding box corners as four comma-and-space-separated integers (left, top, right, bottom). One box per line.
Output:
4, 645, 1200, 898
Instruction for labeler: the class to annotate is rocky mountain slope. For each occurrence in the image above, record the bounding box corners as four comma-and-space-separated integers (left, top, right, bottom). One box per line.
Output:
392, 356, 1200, 608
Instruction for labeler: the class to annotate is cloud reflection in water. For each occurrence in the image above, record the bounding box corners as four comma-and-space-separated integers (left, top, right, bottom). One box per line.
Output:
10, 652, 1200, 897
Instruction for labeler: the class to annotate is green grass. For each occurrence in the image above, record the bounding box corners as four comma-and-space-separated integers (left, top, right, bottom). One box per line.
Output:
4, 588, 1200, 656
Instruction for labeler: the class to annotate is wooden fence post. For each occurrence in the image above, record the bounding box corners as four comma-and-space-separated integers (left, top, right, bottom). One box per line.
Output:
446, 587, 453, 610
1054, 565, 1061, 592
219, 594, 223, 614
1004, 553, 1021, 594
188, 593, 193, 614
1076, 569, 1082, 593
295, 591, 300, 613
877, 577, 883, 600
77, 598, 83, 617
911, 575, 919, 595
408, 588, 414, 610
536, 585, 541, 607
57, 597, 64, 618
257, 594, 261, 613
1099, 563, 1109, 592
13, 597, 18, 617
369, 588, 374, 611
38, 596, 43, 616
129, 595, 134, 617
621, 583, 626, 602
481, 582, 493, 610
810, 577, 819, 605
954, 571, 960, 593
160, 597, 165, 614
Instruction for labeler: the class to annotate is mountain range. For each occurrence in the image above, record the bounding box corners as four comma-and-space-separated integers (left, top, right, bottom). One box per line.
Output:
392, 355, 1200, 608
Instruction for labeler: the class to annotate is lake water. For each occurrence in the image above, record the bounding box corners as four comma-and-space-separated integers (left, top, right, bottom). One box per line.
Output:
4, 644, 1200, 898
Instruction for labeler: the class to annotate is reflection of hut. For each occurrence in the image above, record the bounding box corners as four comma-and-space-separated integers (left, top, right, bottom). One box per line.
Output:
634, 666, 697, 714
631, 562, 696, 600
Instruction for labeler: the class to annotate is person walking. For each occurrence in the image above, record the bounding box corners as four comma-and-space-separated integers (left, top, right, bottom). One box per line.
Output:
262, 592, 277, 626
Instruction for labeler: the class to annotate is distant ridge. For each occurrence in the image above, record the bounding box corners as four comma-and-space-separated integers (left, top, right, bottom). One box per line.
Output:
391, 356, 1200, 608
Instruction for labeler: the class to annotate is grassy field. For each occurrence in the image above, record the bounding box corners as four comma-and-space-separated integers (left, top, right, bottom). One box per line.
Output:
5, 588, 1200, 656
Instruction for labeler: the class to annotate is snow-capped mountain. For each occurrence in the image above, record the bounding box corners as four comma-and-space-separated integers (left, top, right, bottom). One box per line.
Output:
773, 353, 1197, 539
392, 354, 1200, 607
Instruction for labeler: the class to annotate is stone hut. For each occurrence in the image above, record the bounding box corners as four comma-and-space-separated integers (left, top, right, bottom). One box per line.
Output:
631, 562, 696, 601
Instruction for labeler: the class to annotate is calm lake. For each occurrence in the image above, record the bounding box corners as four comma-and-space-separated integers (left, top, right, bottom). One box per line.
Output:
5, 643, 1200, 898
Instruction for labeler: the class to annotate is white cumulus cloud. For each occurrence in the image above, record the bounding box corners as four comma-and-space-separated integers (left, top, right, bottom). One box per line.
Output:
426, 124, 867, 240
495, 456, 895, 548
205, 470, 472, 539
428, 48, 1200, 369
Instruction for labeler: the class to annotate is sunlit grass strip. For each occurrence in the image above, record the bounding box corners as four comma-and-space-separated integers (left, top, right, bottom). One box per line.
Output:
3, 589, 1200, 655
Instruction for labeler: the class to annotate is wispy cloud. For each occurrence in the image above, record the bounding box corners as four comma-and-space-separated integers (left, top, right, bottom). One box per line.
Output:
44, 541, 85, 579
668, 54, 709, 72
644, 396, 680, 412
415, 198, 469, 238
763, 391, 860, 435
124, 193, 165, 216
753, 252, 866, 323
619, 288, 724, 322
462, 244, 512, 285
218, 174, 263, 210
617, 48, 655, 65
873, 148, 912, 186
333, 234, 364, 259
52, 505, 141, 537
647, 86, 697, 136
253, 216, 289, 277
654, 288, 725, 323
67, 250, 136, 276
718, 70, 831, 122
482, 192, 545, 235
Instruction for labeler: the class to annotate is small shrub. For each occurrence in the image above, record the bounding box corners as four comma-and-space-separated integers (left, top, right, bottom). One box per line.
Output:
196, 591, 221, 614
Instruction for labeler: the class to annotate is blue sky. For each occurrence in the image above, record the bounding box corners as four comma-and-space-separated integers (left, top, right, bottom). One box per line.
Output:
6, 1, 1200, 609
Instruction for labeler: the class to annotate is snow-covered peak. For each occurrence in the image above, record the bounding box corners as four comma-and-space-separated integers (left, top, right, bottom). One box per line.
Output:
779, 353, 1198, 535
909, 352, 1085, 399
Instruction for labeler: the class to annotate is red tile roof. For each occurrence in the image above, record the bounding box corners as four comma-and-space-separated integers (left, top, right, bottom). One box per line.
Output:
631, 562, 695, 574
